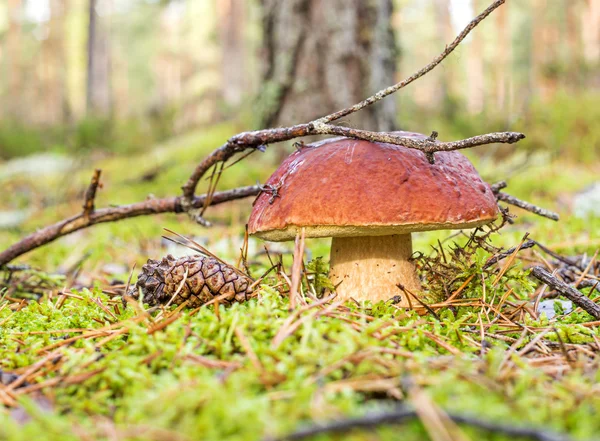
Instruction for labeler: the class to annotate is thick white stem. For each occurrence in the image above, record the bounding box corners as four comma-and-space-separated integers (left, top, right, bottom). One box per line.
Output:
329, 234, 421, 306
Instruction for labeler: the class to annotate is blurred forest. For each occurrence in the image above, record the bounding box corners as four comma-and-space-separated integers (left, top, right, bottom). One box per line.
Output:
0, 0, 599, 160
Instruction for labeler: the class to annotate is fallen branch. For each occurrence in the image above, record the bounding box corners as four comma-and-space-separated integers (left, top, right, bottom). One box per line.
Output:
491, 181, 559, 221
270, 406, 577, 441
0, 186, 261, 267
496, 192, 559, 221
530, 266, 600, 320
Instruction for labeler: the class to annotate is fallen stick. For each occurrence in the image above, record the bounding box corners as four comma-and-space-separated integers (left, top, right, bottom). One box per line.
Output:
496, 192, 559, 221
270, 406, 578, 441
530, 266, 600, 320
0, 185, 261, 267
483, 240, 536, 269
490, 181, 559, 221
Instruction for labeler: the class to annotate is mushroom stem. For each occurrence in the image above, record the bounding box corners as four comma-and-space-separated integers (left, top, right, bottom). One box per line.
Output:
329, 234, 421, 306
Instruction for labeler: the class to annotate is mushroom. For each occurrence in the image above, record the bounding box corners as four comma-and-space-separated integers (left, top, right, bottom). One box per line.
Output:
247, 132, 498, 306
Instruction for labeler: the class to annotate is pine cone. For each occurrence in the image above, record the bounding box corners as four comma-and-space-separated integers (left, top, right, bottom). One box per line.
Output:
131, 254, 253, 308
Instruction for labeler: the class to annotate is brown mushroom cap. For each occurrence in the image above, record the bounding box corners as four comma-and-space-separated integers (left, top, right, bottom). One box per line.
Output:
248, 132, 498, 241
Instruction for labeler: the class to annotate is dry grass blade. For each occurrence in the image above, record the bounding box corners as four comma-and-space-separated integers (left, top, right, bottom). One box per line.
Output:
162, 228, 251, 280
446, 274, 475, 302
164, 266, 189, 309
271, 296, 339, 349
409, 382, 471, 441
575, 250, 598, 288
234, 327, 263, 371
147, 310, 184, 335
184, 354, 242, 370
201, 162, 225, 216
493, 233, 529, 286
6, 351, 62, 390
290, 228, 306, 310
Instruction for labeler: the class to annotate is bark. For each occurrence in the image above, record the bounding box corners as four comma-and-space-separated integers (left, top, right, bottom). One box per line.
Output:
86, 0, 112, 115
257, 0, 398, 132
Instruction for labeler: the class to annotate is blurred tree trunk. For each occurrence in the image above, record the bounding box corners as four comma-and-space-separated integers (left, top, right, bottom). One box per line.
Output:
6, 0, 22, 119
530, 0, 558, 101
565, 0, 583, 89
582, 0, 600, 65
466, 24, 484, 114
433, 0, 459, 117
256, 0, 398, 132
494, 1, 510, 115
217, 0, 247, 107
87, 0, 112, 116
38, 0, 68, 125
155, 5, 183, 109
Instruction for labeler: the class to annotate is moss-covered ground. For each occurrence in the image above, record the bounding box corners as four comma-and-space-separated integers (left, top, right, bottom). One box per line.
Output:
1, 123, 599, 440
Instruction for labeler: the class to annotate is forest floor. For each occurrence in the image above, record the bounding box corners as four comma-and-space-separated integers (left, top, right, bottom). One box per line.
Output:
0, 124, 599, 441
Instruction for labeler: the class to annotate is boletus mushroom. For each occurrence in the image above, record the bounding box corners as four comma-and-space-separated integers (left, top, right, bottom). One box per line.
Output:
247, 132, 498, 306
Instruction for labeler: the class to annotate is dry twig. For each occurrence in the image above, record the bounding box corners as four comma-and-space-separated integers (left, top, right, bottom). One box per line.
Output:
0, 186, 260, 267
530, 266, 600, 319
82, 169, 102, 218
491, 181, 559, 221
269, 406, 578, 441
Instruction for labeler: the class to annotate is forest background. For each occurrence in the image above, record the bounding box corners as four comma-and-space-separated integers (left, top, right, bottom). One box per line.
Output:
0, 0, 598, 161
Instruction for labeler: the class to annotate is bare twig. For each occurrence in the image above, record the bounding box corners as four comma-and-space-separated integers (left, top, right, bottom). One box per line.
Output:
530, 266, 600, 320
181, 0, 518, 202
533, 241, 579, 267
490, 181, 559, 221
313, 126, 524, 163
483, 240, 536, 269
269, 406, 578, 441
496, 192, 559, 221
82, 169, 102, 218
0, 186, 261, 267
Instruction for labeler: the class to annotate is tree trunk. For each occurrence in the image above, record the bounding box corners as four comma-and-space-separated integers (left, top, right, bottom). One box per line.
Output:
87, 0, 112, 116
38, 0, 68, 125
467, 0, 485, 114
582, 0, 600, 65
494, 0, 510, 115
530, 0, 559, 101
217, 0, 247, 107
433, 0, 459, 117
256, 0, 398, 132
5, 0, 22, 119
565, 0, 583, 89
